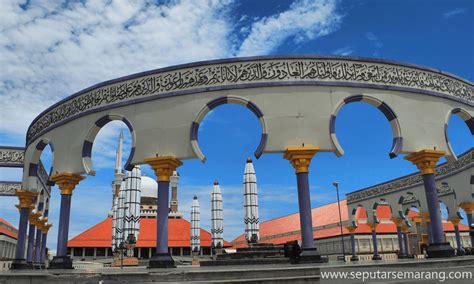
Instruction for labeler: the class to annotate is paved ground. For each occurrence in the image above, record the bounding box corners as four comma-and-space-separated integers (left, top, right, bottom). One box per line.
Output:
1, 256, 474, 283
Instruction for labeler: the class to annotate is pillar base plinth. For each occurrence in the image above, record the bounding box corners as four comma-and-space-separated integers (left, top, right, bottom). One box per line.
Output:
372, 254, 382, 260
426, 243, 455, 258
350, 256, 359, 261
398, 254, 409, 259
456, 248, 465, 256
10, 259, 30, 269
148, 253, 175, 268
48, 256, 74, 269
292, 248, 328, 264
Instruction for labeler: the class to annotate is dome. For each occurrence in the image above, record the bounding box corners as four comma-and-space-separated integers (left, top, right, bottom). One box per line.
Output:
141, 176, 157, 198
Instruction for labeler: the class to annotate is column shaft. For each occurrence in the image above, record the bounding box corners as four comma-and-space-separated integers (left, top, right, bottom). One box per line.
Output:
371, 229, 381, 260
26, 224, 36, 263
466, 212, 474, 248
56, 194, 72, 257
40, 232, 48, 263
350, 233, 358, 260
14, 208, 30, 261
403, 232, 409, 255
396, 226, 405, 257
423, 174, 444, 244
34, 228, 42, 263
296, 172, 314, 249
157, 180, 170, 254
454, 224, 464, 255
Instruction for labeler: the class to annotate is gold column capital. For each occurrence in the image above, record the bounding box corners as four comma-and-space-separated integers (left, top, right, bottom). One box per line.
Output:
404, 149, 445, 175
420, 212, 430, 223
459, 202, 474, 214
391, 217, 404, 226
28, 212, 42, 225
401, 225, 411, 233
346, 226, 357, 233
15, 190, 38, 209
39, 222, 52, 233
448, 217, 461, 225
144, 156, 183, 182
51, 172, 85, 195
283, 146, 320, 173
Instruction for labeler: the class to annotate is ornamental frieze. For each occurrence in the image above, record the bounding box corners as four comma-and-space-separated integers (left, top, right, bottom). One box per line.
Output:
0, 147, 25, 167
26, 58, 473, 144
0, 182, 21, 196
347, 148, 473, 204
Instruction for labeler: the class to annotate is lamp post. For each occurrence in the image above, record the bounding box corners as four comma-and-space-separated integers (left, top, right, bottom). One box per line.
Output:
333, 182, 346, 262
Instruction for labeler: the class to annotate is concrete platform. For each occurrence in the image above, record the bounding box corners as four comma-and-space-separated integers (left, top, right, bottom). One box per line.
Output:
0, 256, 473, 283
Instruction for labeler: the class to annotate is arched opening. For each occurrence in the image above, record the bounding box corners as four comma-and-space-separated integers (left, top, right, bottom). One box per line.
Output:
82, 115, 136, 175
328, 95, 409, 193
444, 108, 473, 160
190, 96, 267, 162
183, 99, 264, 242
330, 94, 402, 159
62, 119, 134, 258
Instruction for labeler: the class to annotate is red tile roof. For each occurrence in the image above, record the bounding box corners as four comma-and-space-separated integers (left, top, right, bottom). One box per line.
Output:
231, 200, 469, 247
0, 218, 18, 239
68, 217, 231, 248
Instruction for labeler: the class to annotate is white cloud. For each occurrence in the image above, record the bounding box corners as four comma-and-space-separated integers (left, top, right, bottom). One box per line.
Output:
237, 0, 341, 56
365, 31, 382, 48
443, 8, 466, 18
333, 46, 354, 56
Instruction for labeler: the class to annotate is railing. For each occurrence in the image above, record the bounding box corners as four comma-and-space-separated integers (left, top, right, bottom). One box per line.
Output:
0, 261, 12, 271
72, 261, 104, 269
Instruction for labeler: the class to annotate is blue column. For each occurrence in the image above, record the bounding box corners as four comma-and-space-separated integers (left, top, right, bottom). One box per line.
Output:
40, 232, 48, 264
13, 208, 30, 264
371, 225, 381, 260
56, 194, 72, 257
423, 174, 445, 244
296, 172, 314, 249
34, 228, 42, 264
350, 232, 358, 261
466, 211, 474, 249
403, 232, 409, 256
157, 180, 170, 254
453, 223, 465, 255
396, 226, 405, 257
26, 223, 36, 264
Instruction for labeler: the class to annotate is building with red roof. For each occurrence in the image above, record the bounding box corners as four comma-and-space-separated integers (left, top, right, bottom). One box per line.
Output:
231, 200, 471, 256
0, 218, 19, 260
67, 175, 231, 261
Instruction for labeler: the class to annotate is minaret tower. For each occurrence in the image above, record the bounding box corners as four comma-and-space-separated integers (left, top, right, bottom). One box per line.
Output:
170, 171, 179, 214
243, 157, 259, 243
190, 196, 201, 255
211, 180, 224, 248
112, 130, 124, 250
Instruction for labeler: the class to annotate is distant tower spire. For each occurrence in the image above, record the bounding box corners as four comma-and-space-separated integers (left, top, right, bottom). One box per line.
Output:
170, 171, 179, 214
112, 130, 125, 250
243, 156, 259, 243
211, 180, 224, 248
190, 196, 201, 254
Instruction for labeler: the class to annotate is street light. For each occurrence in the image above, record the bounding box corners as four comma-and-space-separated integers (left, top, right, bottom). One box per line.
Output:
333, 182, 346, 262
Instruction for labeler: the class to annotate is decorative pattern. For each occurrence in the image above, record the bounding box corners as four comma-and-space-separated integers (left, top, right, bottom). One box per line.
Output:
0, 181, 21, 196
26, 57, 473, 145
346, 148, 473, 204
0, 147, 25, 167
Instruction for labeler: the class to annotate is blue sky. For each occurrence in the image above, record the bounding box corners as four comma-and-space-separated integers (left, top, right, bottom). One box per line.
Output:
0, 0, 472, 251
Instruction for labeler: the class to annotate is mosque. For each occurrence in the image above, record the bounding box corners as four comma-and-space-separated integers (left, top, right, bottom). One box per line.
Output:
66, 132, 230, 261
65, 131, 471, 263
